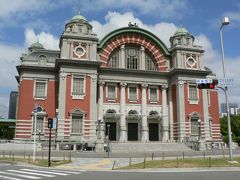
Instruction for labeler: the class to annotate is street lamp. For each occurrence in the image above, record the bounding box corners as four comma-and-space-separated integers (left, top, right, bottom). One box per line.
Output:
107, 124, 110, 157
220, 16, 233, 161
198, 119, 201, 141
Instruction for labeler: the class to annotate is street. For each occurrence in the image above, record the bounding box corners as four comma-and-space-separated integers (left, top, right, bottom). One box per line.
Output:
1, 162, 240, 180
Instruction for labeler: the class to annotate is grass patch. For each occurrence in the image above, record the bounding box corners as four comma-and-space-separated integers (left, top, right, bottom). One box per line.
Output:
119, 157, 240, 169
0, 157, 71, 167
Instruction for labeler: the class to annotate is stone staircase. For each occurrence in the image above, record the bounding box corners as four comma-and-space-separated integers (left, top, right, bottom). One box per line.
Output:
109, 142, 191, 153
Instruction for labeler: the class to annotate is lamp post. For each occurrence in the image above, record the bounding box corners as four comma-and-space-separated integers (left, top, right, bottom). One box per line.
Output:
33, 106, 37, 161
198, 119, 201, 141
220, 16, 233, 161
107, 124, 110, 157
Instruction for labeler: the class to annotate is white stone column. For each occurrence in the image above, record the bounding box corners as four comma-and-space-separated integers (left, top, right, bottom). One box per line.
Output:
120, 45, 125, 68
141, 83, 149, 142
97, 80, 105, 140
162, 85, 169, 142
119, 82, 127, 142
176, 80, 185, 142
57, 71, 68, 140
168, 85, 174, 142
140, 46, 145, 70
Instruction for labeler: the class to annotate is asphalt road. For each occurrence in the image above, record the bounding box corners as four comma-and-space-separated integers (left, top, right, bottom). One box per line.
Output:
1, 163, 240, 180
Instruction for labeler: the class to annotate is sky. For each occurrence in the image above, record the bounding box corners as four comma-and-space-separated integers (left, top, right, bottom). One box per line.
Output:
0, 0, 239, 118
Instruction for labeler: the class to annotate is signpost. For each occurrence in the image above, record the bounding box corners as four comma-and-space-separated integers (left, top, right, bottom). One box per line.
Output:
218, 78, 234, 86
48, 118, 53, 167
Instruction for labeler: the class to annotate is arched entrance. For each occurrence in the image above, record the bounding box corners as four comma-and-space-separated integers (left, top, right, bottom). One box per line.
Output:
127, 110, 140, 141
148, 111, 161, 141
104, 109, 119, 141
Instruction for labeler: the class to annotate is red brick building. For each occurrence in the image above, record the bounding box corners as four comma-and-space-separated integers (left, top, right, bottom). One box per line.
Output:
15, 14, 221, 148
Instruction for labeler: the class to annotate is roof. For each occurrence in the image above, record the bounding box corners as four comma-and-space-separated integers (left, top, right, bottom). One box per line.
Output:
0, 119, 16, 123
70, 14, 87, 22
98, 26, 170, 56
29, 42, 44, 49
174, 27, 189, 36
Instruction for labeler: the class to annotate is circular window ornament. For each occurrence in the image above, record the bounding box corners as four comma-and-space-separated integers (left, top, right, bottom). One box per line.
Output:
187, 57, 196, 67
74, 45, 85, 58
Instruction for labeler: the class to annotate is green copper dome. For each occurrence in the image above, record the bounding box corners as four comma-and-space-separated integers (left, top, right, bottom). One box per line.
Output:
70, 14, 87, 22
174, 27, 189, 36
30, 42, 44, 49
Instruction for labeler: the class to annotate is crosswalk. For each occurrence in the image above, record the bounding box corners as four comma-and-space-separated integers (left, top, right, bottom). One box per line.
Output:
0, 168, 82, 180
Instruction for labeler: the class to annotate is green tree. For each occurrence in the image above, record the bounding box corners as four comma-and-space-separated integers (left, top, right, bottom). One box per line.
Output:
220, 115, 240, 145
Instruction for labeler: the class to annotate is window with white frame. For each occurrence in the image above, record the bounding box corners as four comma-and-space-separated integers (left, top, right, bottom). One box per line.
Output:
145, 54, 156, 71
149, 87, 158, 102
129, 86, 137, 101
189, 85, 198, 100
71, 115, 83, 134
109, 49, 120, 68
190, 118, 199, 135
33, 116, 44, 133
72, 76, 84, 96
107, 85, 116, 100
35, 80, 47, 98
126, 46, 140, 70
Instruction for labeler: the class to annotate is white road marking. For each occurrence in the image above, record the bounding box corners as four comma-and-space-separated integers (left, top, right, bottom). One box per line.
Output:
48, 169, 82, 174
0, 163, 11, 166
0, 175, 24, 180
7, 169, 55, 177
0, 171, 41, 179
21, 169, 69, 176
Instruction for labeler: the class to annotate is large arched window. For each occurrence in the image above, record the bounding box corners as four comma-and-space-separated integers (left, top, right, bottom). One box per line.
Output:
145, 53, 156, 71
108, 48, 120, 68
125, 46, 140, 69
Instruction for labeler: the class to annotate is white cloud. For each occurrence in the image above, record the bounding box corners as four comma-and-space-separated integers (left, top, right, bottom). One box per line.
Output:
24, 28, 59, 50
81, 0, 187, 19
91, 11, 178, 47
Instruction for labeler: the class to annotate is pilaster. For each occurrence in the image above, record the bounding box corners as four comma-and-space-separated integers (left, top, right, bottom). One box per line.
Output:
119, 81, 127, 142
162, 85, 169, 142
141, 83, 149, 142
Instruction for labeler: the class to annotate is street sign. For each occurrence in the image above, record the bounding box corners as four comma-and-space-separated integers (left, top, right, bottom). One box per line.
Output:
196, 79, 212, 84
218, 78, 234, 86
52, 118, 57, 129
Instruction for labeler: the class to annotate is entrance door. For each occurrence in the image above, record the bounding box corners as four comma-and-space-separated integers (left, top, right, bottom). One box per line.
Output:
149, 123, 159, 141
128, 123, 138, 141
105, 122, 116, 141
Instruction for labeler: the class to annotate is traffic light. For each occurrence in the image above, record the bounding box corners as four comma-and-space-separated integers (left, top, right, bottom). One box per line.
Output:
48, 118, 53, 129
197, 79, 218, 89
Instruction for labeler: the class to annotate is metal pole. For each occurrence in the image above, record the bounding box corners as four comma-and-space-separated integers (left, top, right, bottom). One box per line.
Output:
48, 127, 52, 167
33, 112, 37, 161
220, 24, 233, 161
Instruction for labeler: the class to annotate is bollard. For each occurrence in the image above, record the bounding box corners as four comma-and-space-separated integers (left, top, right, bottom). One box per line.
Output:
203, 151, 206, 159
42, 151, 44, 160
129, 156, 131, 166
63, 152, 65, 161
9, 151, 12, 158
112, 160, 116, 170
3, 151, 4, 158
69, 152, 71, 161
24, 151, 25, 159
162, 152, 165, 160
183, 152, 185, 159
12, 153, 14, 161
152, 152, 154, 161
208, 157, 211, 167
176, 156, 179, 168
222, 150, 225, 159
28, 155, 30, 163
143, 156, 146, 168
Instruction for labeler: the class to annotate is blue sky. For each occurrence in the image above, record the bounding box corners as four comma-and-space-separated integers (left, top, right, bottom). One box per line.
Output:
0, 0, 239, 117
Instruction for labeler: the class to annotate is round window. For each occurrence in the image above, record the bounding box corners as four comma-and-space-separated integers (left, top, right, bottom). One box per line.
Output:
75, 47, 84, 56
187, 58, 195, 66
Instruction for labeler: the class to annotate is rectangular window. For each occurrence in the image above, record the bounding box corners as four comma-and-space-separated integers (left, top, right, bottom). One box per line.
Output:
33, 116, 44, 133
108, 85, 116, 100
129, 86, 137, 101
189, 85, 198, 100
191, 119, 199, 135
71, 115, 83, 134
149, 87, 158, 102
35, 81, 46, 98
72, 77, 84, 96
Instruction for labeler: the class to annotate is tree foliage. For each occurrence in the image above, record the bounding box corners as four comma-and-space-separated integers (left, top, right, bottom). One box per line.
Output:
220, 115, 240, 145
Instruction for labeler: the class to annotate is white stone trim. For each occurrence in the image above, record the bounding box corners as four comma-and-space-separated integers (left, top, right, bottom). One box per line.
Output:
148, 85, 159, 103
33, 79, 48, 100
106, 82, 117, 101
187, 82, 199, 104
128, 84, 139, 102
71, 74, 86, 99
